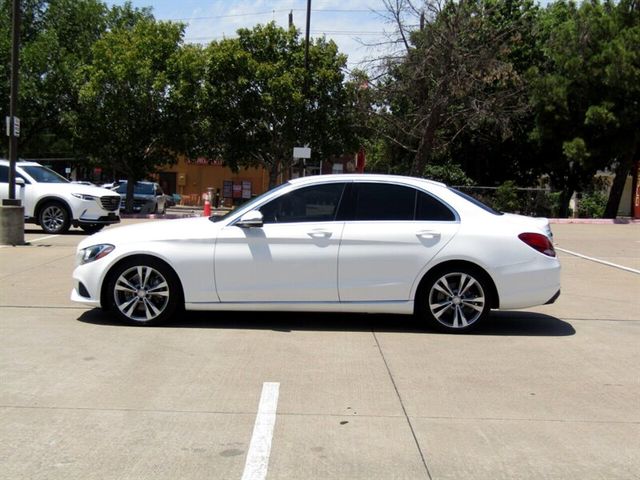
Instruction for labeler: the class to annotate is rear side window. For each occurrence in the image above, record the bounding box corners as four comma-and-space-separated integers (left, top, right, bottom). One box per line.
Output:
0, 166, 8, 183
416, 191, 456, 221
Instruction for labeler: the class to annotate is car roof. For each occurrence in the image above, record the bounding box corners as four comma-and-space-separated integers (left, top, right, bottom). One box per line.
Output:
287, 173, 447, 188
0, 159, 42, 167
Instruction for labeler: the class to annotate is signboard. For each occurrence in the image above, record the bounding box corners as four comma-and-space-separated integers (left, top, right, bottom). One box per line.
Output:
5, 116, 20, 137
293, 147, 311, 159
242, 181, 252, 199
223, 180, 233, 198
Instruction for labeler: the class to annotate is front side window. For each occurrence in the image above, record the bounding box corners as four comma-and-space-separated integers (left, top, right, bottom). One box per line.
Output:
260, 183, 345, 224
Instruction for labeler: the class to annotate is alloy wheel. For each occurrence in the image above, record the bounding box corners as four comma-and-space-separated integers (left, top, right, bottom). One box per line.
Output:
113, 265, 170, 322
428, 272, 486, 329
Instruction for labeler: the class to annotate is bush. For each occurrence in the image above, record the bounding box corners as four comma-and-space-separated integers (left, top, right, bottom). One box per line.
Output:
577, 191, 607, 218
492, 181, 520, 213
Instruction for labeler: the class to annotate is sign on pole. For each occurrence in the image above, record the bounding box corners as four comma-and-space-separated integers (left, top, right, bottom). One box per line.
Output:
293, 147, 311, 159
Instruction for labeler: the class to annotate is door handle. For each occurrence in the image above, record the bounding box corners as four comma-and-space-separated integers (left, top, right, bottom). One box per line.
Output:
417, 230, 440, 239
308, 230, 332, 239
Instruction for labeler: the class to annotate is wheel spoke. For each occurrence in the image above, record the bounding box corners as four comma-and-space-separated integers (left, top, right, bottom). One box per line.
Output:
459, 275, 477, 296
115, 277, 138, 293
147, 281, 169, 295
462, 298, 484, 312
142, 298, 161, 319
434, 277, 454, 297
430, 300, 453, 319
121, 297, 140, 317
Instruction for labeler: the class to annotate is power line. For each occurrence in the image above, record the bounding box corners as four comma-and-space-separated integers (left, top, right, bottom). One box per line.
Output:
164, 8, 385, 22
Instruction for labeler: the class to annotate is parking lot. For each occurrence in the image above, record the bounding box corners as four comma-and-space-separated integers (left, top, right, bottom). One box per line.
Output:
1, 220, 638, 479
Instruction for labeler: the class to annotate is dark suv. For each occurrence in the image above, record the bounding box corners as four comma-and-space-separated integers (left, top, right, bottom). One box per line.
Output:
113, 181, 168, 214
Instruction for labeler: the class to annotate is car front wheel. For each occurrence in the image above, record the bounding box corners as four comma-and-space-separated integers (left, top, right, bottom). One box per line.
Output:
106, 257, 182, 325
419, 267, 492, 333
39, 201, 70, 234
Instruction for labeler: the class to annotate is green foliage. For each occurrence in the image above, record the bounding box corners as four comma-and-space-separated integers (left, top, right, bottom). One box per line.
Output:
577, 190, 608, 218
493, 180, 521, 213
423, 162, 474, 186
201, 23, 360, 185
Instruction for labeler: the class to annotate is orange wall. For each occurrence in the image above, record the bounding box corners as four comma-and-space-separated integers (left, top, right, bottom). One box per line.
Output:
159, 157, 271, 205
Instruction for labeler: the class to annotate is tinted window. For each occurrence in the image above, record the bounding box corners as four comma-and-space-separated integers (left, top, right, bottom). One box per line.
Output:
0, 166, 7, 183
353, 183, 415, 221
260, 183, 345, 224
416, 191, 456, 221
21, 166, 68, 183
449, 187, 503, 215
116, 182, 156, 195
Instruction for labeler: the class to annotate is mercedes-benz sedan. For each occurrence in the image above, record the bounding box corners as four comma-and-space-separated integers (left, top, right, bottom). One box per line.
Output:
71, 174, 560, 332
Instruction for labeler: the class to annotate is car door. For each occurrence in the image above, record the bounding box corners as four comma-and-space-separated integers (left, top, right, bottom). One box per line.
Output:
0, 165, 28, 213
214, 182, 347, 303
338, 182, 460, 302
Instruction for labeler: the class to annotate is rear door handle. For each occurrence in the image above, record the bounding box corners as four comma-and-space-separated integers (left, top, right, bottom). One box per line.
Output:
417, 230, 440, 239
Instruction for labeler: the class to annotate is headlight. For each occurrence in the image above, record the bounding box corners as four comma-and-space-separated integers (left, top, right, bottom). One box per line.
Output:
78, 244, 114, 265
72, 193, 98, 201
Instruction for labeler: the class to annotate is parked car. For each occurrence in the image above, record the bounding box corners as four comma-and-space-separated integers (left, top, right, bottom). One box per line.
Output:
0, 160, 121, 234
71, 174, 560, 332
113, 180, 168, 214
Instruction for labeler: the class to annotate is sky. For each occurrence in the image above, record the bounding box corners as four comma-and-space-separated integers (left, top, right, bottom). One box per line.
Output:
106, 1, 399, 72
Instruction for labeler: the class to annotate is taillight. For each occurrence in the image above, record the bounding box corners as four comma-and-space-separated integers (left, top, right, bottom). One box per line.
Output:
518, 232, 556, 257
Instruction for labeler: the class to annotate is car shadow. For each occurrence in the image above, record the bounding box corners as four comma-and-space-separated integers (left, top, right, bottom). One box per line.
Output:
24, 228, 87, 236
77, 309, 575, 337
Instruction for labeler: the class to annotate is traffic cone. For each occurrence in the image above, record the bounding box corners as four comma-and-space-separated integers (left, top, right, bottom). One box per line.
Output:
203, 198, 211, 216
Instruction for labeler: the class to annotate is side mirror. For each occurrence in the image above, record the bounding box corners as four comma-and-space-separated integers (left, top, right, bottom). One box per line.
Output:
15, 178, 25, 187
237, 210, 264, 228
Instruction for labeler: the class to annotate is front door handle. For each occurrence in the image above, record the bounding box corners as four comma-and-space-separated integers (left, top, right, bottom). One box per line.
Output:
308, 230, 332, 239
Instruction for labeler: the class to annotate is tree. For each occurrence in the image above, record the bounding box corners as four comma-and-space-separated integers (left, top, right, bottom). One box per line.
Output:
76, 11, 196, 211
201, 23, 361, 187
529, 0, 639, 217
0, 0, 108, 158
373, 0, 534, 177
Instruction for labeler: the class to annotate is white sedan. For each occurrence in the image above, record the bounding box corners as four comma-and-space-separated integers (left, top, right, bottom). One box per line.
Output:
71, 174, 560, 332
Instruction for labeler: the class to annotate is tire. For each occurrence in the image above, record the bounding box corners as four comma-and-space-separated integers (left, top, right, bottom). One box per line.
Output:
80, 224, 105, 234
418, 266, 492, 333
106, 257, 182, 326
39, 201, 71, 234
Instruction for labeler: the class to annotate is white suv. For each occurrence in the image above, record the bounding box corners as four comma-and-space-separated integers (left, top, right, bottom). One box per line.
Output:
0, 160, 121, 234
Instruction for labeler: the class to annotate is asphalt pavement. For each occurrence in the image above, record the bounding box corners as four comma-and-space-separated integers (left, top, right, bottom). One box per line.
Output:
0, 220, 638, 480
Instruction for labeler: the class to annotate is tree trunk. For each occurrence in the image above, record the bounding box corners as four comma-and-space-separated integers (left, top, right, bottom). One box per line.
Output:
411, 107, 441, 177
268, 164, 279, 189
604, 148, 636, 219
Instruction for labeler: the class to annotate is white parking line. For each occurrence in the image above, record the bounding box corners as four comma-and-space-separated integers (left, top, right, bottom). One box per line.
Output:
29, 234, 60, 243
556, 247, 640, 274
0, 234, 59, 249
241, 382, 280, 480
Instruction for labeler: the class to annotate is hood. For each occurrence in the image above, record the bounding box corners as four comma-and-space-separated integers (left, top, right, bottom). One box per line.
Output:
39, 183, 120, 197
78, 216, 221, 249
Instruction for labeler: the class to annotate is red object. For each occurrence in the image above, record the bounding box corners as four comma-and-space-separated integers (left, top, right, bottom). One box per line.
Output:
518, 233, 556, 257
203, 199, 211, 216
356, 147, 366, 173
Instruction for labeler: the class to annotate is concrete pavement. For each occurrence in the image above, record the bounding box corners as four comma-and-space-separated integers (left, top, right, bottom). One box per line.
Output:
0, 221, 638, 479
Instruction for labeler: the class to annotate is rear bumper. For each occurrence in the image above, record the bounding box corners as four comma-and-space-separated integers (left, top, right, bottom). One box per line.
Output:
545, 289, 561, 305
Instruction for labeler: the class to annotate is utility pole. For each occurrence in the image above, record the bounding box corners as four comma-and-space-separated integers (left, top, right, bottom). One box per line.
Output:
1, 0, 25, 245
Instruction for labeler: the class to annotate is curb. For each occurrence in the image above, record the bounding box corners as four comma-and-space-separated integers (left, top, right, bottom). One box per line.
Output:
549, 218, 640, 225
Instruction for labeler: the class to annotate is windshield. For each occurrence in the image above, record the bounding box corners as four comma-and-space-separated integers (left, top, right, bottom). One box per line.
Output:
115, 182, 155, 195
449, 187, 503, 215
21, 166, 69, 184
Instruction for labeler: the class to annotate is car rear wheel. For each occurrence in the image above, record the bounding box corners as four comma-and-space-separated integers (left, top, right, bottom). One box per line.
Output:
39, 201, 70, 234
106, 257, 181, 326
419, 267, 491, 333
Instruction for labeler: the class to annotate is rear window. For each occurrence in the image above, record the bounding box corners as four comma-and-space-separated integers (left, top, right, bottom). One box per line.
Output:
449, 188, 503, 215
116, 182, 155, 195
